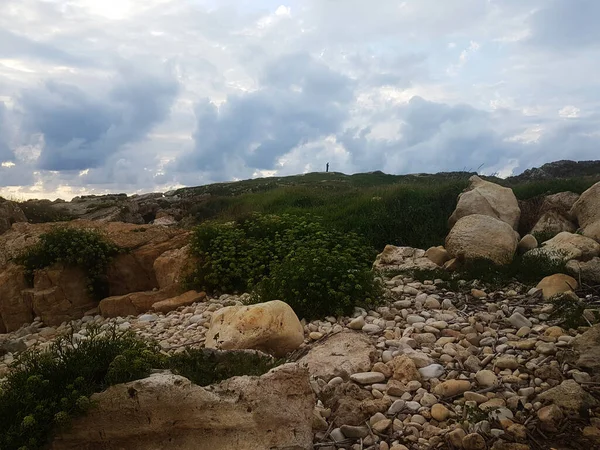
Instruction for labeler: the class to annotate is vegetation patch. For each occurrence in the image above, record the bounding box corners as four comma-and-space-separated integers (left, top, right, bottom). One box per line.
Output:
186, 213, 383, 319
16, 227, 121, 300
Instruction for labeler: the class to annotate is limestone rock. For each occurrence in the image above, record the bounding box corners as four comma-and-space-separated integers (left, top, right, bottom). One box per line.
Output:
537, 404, 563, 432
517, 234, 538, 254
52, 364, 314, 450
531, 210, 576, 236
100, 290, 171, 318
153, 244, 197, 292
572, 324, 600, 371
425, 246, 451, 266
0, 198, 26, 235
566, 257, 600, 284
373, 245, 438, 272
299, 331, 376, 381
0, 264, 32, 332
582, 220, 600, 243
449, 176, 520, 230
537, 379, 597, 414
530, 231, 600, 262
536, 274, 578, 300
433, 379, 471, 398
205, 300, 304, 357
152, 290, 206, 314
387, 355, 421, 383
570, 181, 600, 229
445, 214, 519, 265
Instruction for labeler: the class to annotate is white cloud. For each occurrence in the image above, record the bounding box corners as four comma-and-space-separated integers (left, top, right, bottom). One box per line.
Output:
558, 105, 581, 118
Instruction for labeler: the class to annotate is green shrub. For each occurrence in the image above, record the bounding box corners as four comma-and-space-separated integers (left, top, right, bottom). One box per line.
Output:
168, 349, 277, 386
531, 230, 557, 245
17, 227, 121, 300
186, 214, 382, 318
0, 326, 162, 450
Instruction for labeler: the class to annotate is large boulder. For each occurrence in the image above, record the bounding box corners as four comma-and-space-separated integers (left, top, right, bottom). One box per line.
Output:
528, 231, 600, 262
205, 301, 304, 357
0, 198, 26, 235
542, 191, 580, 219
449, 176, 521, 230
531, 210, 577, 236
52, 365, 314, 450
0, 264, 32, 332
566, 257, 600, 284
298, 332, 376, 381
373, 245, 438, 272
570, 181, 600, 229
582, 220, 600, 243
153, 244, 197, 292
537, 379, 597, 414
445, 215, 519, 265
152, 290, 206, 314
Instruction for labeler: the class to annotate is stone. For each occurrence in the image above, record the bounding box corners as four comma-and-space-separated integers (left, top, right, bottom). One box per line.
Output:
531, 210, 576, 236
475, 370, 499, 388
51, 364, 314, 450
462, 432, 487, 450
530, 231, 600, 262
350, 372, 386, 385
431, 403, 450, 422
299, 332, 375, 381
320, 381, 373, 426
566, 257, 600, 284
152, 290, 206, 314
341, 425, 369, 439
537, 404, 563, 432
448, 428, 467, 447
0, 198, 26, 235
205, 300, 304, 357
445, 215, 519, 265
537, 379, 598, 414
471, 289, 487, 299
536, 274, 578, 300
372, 418, 392, 433
571, 324, 600, 370
153, 244, 197, 292
508, 312, 532, 329
100, 290, 171, 318
448, 175, 521, 230
0, 264, 33, 332
425, 246, 451, 266
433, 380, 471, 398
419, 364, 444, 380
372, 361, 393, 378
518, 234, 538, 253
582, 220, 600, 243
387, 355, 421, 383
373, 245, 438, 273
570, 181, 600, 229
348, 316, 366, 330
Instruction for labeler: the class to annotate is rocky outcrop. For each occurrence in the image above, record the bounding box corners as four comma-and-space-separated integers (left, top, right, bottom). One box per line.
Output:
52, 364, 315, 450
570, 181, 600, 230
205, 300, 304, 357
445, 215, 519, 265
0, 198, 26, 235
299, 332, 376, 381
374, 245, 439, 272
0, 264, 32, 332
448, 176, 520, 230
153, 244, 197, 292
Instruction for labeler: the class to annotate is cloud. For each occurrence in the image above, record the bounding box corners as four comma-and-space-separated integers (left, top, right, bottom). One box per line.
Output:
18, 67, 179, 171
0, 102, 13, 162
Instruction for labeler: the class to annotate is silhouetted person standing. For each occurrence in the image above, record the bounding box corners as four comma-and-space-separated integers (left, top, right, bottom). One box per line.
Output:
326, 162, 329, 173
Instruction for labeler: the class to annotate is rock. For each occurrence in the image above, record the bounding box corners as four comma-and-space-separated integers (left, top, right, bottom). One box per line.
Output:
433, 380, 471, 398
372, 418, 392, 433
320, 381, 374, 426
537, 379, 598, 414
299, 332, 375, 381
419, 364, 445, 380
153, 244, 197, 292
570, 181, 600, 230
495, 356, 518, 370
387, 355, 421, 383
52, 364, 314, 450
425, 246, 451, 266
0, 198, 26, 235
537, 404, 563, 432
151, 215, 177, 226
152, 290, 206, 314
462, 432, 487, 450
205, 300, 304, 357
582, 220, 600, 243
431, 403, 450, 422
447, 428, 467, 447
0, 264, 32, 332
536, 274, 578, 300
449, 175, 521, 230
348, 316, 366, 330
566, 257, 600, 284
471, 289, 487, 299
443, 257, 461, 272
445, 215, 519, 265
508, 312, 532, 329
100, 290, 171, 318
475, 370, 499, 388
340, 425, 369, 439
373, 245, 438, 272
350, 372, 386, 385
531, 210, 576, 236
530, 231, 600, 262
517, 234, 538, 254
571, 324, 600, 370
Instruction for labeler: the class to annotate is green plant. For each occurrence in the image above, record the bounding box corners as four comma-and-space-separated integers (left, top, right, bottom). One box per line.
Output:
168, 349, 277, 386
16, 227, 121, 300
531, 230, 557, 245
0, 326, 162, 450
186, 214, 383, 319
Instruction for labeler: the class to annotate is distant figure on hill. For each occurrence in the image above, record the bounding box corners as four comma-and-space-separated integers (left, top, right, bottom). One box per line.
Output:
326, 162, 329, 173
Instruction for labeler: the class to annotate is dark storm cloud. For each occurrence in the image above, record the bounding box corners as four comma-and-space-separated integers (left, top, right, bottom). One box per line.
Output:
180, 53, 354, 174
18, 69, 179, 171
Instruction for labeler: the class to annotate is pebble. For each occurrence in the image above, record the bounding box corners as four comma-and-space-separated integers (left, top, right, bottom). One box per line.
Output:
350, 372, 386, 384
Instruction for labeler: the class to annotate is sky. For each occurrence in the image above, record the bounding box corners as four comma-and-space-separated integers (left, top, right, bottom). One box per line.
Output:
0, 0, 599, 200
